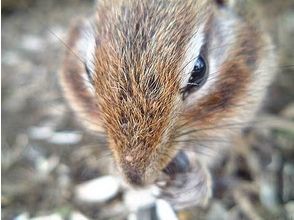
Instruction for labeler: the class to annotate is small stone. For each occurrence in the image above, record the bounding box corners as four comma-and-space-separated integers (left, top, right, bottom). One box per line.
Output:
281, 103, 294, 119
75, 176, 120, 203
206, 202, 228, 220
156, 199, 178, 220
48, 131, 82, 145
36, 156, 59, 177
14, 213, 29, 220
260, 181, 278, 209
99, 202, 127, 219
30, 214, 62, 220
2, 51, 22, 66
70, 211, 89, 220
283, 163, 294, 202
124, 187, 156, 211
285, 201, 294, 220
127, 205, 157, 220
21, 35, 44, 52
29, 126, 53, 140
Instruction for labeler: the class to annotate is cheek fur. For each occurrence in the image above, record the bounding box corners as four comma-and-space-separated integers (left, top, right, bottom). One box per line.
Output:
182, 59, 251, 127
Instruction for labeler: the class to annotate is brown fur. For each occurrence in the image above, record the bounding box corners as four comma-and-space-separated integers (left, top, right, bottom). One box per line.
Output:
92, 0, 212, 184
60, 0, 276, 185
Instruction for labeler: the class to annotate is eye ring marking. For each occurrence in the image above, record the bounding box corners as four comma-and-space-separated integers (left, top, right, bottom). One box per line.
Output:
181, 55, 208, 100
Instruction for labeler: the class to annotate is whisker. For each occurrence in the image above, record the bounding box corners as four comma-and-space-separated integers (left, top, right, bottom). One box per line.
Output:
169, 138, 231, 145
175, 121, 261, 139
175, 100, 250, 130
48, 28, 86, 66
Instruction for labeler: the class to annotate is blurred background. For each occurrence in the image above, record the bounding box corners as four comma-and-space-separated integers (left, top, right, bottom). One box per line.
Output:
2, 0, 294, 219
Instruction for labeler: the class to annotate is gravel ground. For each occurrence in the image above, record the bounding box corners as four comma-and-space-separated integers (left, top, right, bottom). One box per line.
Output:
2, 1, 294, 220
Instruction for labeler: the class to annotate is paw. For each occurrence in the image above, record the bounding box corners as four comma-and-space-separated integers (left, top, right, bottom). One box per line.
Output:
157, 152, 212, 210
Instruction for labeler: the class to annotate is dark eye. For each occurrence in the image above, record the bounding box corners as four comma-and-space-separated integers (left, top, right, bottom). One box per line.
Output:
182, 55, 208, 99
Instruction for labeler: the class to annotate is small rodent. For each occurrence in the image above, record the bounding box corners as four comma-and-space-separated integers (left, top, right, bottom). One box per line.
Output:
60, 0, 276, 206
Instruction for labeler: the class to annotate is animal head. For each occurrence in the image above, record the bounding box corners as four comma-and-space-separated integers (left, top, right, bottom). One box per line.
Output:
60, 0, 275, 185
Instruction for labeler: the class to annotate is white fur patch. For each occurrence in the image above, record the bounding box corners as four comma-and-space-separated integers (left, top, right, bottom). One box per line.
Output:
76, 19, 96, 94
182, 9, 238, 107
181, 23, 206, 88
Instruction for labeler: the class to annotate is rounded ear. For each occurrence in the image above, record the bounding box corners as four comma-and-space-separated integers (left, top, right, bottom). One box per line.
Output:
59, 18, 104, 132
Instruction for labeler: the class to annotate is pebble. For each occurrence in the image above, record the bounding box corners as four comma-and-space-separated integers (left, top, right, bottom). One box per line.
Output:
206, 202, 228, 220
2, 51, 22, 66
285, 201, 294, 220
48, 131, 82, 145
21, 35, 45, 52
127, 205, 157, 220
283, 163, 294, 202
36, 156, 59, 178
14, 213, 29, 220
70, 211, 89, 220
124, 187, 156, 211
30, 214, 62, 220
260, 181, 278, 209
281, 102, 294, 119
156, 199, 178, 220
75, 176, 120, 203
29, 126, 54, 140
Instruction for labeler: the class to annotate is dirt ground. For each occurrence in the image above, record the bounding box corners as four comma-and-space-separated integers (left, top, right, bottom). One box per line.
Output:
2, 0, 294, 219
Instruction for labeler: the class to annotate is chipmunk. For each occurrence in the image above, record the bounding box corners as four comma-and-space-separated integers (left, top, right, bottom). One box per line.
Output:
59, 0, 276, 208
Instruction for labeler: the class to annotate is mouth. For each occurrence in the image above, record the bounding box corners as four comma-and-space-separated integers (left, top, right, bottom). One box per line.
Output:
122, 150, 192, 186
120, 149, 211, 209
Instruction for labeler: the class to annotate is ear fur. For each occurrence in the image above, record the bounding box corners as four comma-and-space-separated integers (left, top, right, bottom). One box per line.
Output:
59, 18, 104, 132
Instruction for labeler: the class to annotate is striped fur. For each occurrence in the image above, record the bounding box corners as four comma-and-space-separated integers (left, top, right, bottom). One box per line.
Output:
60, 0, 276, 185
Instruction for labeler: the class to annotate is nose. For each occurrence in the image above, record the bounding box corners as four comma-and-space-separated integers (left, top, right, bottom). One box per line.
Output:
122, 165, 144, 186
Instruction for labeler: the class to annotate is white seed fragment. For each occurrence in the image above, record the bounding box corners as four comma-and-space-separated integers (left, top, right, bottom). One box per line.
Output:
21, 35, 45, 52
70, 211, 89, 220
75, 176, 120, 203
14, 213, 29, 220
48, 131, 82, 145
124, 187, 156, 212
30, 214, 62, 220
155, 199, 178, 220
29, 126, 53, 140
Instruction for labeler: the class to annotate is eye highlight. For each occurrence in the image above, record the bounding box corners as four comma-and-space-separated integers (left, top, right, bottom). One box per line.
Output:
182, 55, 208, 99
